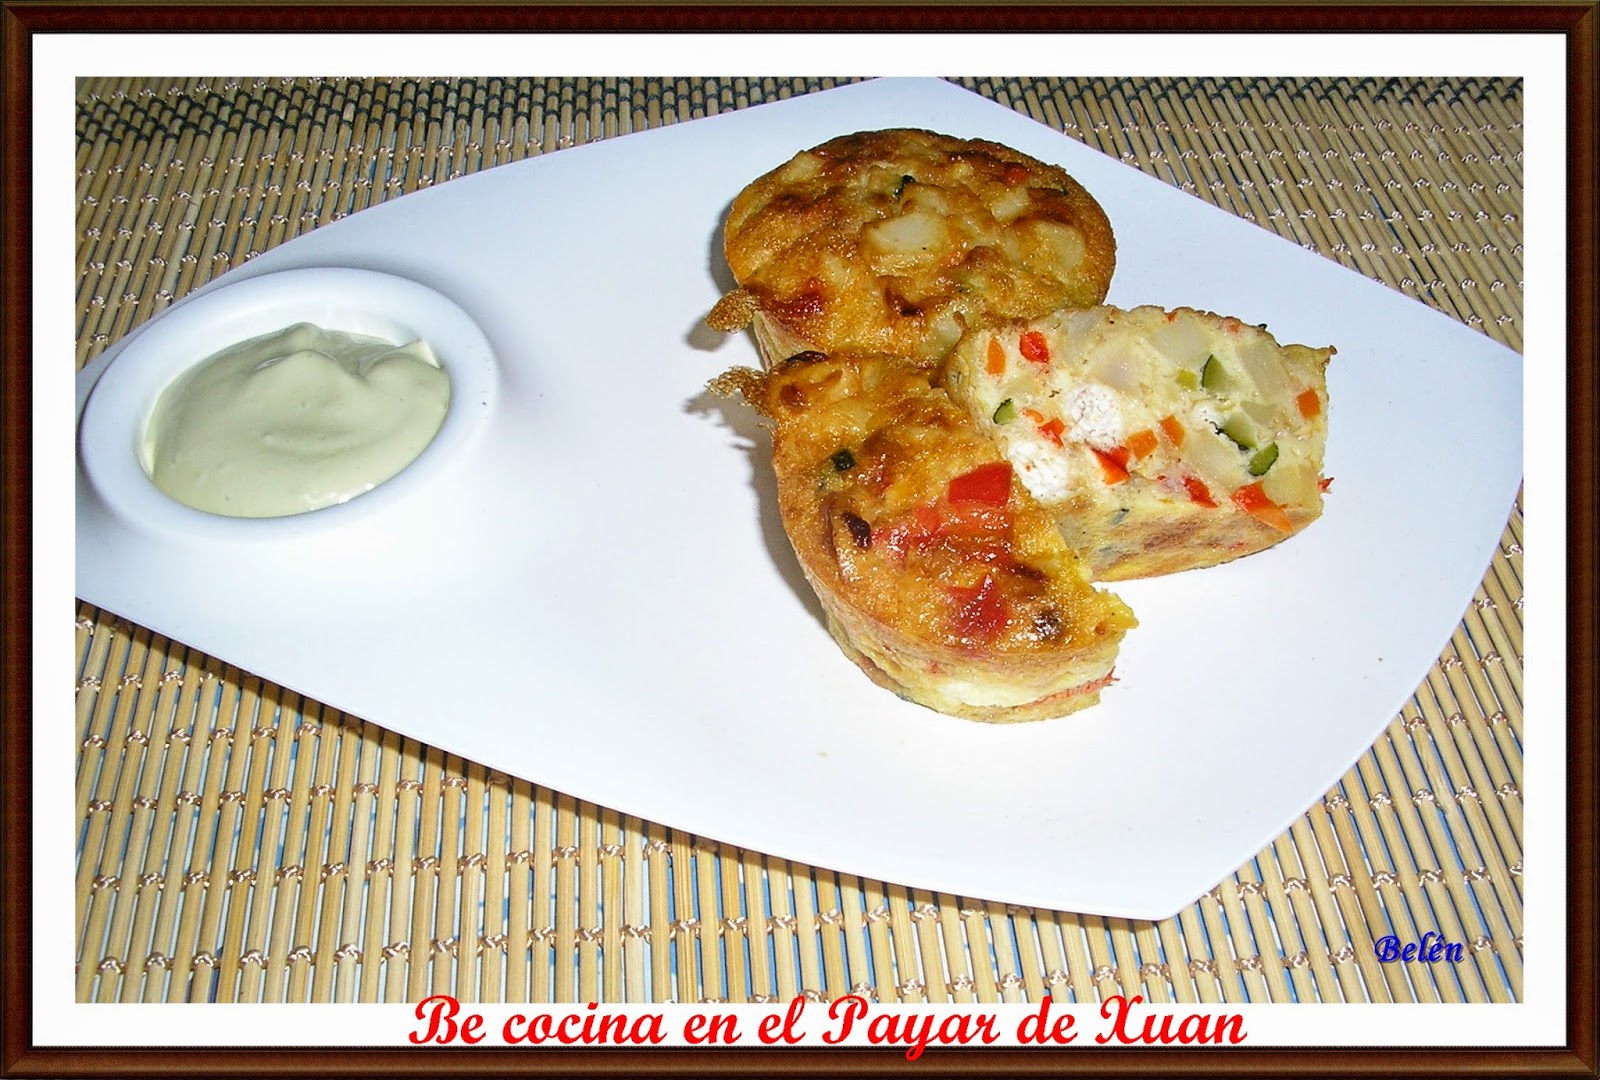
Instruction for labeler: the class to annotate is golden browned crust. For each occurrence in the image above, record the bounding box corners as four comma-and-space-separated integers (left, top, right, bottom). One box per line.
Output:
821, 612, 1122, 723
714, 129, 1117, 367
721, 351, 1135, 722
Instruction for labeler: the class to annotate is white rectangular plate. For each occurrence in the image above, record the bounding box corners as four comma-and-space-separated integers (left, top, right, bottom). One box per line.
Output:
75, 77, 1523, 919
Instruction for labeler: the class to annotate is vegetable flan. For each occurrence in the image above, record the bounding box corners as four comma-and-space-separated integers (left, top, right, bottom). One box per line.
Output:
713, 351, 1136, 722
706, 128, 1117, 369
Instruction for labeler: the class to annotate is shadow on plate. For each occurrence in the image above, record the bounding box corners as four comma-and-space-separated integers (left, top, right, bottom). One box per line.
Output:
685, 201, 740, 353
682, 384, 827, 632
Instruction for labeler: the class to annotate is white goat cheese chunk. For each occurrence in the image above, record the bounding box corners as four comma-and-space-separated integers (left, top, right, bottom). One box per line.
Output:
1059, 382, 1125, 448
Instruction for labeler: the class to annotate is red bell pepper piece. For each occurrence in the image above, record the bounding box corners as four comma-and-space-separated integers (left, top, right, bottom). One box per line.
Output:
950, 573, 1008, 641
1019, 331, 1051, 365
873, 503, 943, 556
947, 462, 1013, 507
940, 503, 1013, 539
1183, 476, 1218, 507
1092, 446, 1131, 485
1232, 482, 1294, 533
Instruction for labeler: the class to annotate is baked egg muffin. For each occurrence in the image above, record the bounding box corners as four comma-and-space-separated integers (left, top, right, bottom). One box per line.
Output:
945, 305, 1333, 580
713, 351, 1136, 722
706, 128, 1117, 368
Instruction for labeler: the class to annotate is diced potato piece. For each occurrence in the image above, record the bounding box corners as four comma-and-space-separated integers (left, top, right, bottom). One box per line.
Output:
987, 185, 1031, 223
1024, 220, 1087, 274
862, 211, 951, 273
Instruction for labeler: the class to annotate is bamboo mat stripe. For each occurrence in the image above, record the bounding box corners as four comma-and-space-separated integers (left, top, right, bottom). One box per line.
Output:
72, 76, 1524, 1005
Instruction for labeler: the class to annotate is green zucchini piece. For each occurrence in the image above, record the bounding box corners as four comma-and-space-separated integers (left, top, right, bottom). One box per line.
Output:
1219, 414, 1258, 450
1201, 354, 1229, 392
1176, 368, 1200, 390
992, 398, 1017, 424
1247, 443, 1280, 476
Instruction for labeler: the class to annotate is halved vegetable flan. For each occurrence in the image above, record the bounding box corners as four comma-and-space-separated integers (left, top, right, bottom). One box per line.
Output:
945, 305, 1333, 580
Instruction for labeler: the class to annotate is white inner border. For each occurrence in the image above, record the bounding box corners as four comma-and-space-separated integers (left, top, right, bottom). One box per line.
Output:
35, 33, 1567, 1050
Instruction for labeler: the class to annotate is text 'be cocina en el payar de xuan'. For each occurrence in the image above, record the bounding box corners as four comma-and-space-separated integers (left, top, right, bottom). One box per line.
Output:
410, 992, 1248, 1058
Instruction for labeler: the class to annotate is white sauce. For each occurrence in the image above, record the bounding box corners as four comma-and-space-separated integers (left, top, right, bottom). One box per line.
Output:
142, 322, 450, 518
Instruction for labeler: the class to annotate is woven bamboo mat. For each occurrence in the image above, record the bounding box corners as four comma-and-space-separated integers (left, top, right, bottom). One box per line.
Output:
73, 76, 1525, 1006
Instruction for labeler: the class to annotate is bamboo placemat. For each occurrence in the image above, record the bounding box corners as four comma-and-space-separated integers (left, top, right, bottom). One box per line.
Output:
72, 76, 1525, 1006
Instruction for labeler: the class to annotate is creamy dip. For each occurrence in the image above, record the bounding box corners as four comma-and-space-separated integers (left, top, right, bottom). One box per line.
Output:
142, 322, 451, 518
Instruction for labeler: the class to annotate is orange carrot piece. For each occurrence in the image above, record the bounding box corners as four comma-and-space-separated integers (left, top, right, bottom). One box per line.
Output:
986, 338, 1006, 377
1126, 429, 1158, 459
1158, 414, 1185, 447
